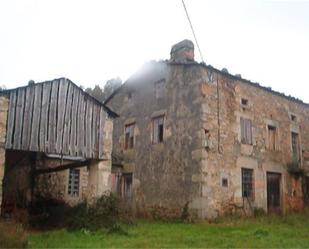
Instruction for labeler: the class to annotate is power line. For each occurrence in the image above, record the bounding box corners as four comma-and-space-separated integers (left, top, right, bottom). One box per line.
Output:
181, 0, 205, 63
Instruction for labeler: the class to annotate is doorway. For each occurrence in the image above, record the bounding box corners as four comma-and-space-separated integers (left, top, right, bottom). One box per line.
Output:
267, 172, 282, 213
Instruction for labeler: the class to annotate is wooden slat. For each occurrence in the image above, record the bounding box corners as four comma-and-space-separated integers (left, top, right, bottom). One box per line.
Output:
48, 80, 59, 153
55, 78, 69, 153
5, 91, 17, 149
13, 88, 26, 150
69, 86, 79, 155
39, 82, 52, 152
98, 107, 106, 159
4, 79, 109, 159
62, 82, 74, 155
85, 99, 93, 158
91, 104, 99, 158
76, 91, 85, 157
29, 84, 42, 151
22, 85, 35, 150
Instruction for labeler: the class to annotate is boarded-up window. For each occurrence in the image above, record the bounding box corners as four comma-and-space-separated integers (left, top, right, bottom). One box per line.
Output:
124, 123, 135, 149
242, 168, 254, 199
155, 79, 165, 99
268, 125, 276, 150
68, 169, 80, 197
152, 116, 164, 144
291, 132, 300, 161
111, 172, 122, 194
240, 117, 252, 144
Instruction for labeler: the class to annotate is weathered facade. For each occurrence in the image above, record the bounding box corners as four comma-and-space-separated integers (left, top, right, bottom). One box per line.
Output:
0, 78, 116, 213
106, 40, 309, 219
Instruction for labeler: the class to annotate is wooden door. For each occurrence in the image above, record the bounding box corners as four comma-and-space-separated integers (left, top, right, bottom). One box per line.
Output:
267, 172, 282, 213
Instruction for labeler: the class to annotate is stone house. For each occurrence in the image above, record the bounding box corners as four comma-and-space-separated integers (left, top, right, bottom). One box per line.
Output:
105, 40, 309, 219
0, 78, 117, 213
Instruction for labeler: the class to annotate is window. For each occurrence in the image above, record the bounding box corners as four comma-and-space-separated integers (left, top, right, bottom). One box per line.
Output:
291, 132, 300, 161
122, 173, 133, 199
111, 172, 122, 194
222, 178, 228, 187
267, 125, 277, 150
291, 114, 297, 122
155, 79, 165, 99
68, 169, 80, 197
240, 117, 252, 144
242, 168, 254, 199
124, 123, 135, 149
152, 116, 164, 144
241, 98, 248, 106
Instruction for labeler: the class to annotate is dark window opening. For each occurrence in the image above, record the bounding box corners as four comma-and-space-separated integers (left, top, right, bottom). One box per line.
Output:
222, 178, 228, 187
153, 116, 164, 144
242, 168, 254, 199
122, 173, 133, 199
127, 92, 132, 99
268, 125, 276, 150
291, 114, 297, 122
124, 123, 135, 149
240, 117, 252, 145
291, 132, 300, 162
68, 169, 80, 197
241, 98, 248, 106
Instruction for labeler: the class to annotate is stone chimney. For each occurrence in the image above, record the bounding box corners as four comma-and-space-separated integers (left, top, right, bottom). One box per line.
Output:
170, 39, 195, 63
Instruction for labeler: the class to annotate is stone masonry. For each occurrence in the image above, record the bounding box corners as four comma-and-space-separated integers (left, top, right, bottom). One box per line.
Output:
0, 95, 9, 212
106, 40, 309, 219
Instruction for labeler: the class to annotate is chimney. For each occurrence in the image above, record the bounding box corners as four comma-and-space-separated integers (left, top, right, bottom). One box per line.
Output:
170, 39, 195, 63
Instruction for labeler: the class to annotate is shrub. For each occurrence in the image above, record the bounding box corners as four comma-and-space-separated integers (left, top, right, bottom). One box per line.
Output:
0, 219, 27, 248
29, 196, 71, 229
28, 193, 130, 234
67, 193, 121, 231
253, 207, 266, 217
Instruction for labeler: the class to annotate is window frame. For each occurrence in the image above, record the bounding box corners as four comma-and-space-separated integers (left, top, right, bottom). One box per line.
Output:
241, 168, 254, 200
291, 132, 300, 161
124, 123, 135, 150
240, 117, 252, 145
152, 115, 164, 144
267, 125, 277, 151
68, 168, 80, 197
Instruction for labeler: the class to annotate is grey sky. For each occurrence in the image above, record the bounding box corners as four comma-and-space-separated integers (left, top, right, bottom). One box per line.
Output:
0, 0, 308, 102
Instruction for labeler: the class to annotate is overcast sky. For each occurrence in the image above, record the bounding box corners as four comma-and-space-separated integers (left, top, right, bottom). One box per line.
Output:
0, 0, 308, 102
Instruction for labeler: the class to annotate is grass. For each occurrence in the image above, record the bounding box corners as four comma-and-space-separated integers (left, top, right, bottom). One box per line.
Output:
28, 211, 309, 248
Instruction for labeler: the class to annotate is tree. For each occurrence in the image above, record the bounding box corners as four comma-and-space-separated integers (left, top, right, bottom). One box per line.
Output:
103, 77, 122, 100
85, 77, 122, 103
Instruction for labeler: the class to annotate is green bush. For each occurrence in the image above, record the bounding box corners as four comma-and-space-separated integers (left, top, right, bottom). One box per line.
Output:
67, 193, 123, 232
29, 193, 128, 234
0, 219, 27, 248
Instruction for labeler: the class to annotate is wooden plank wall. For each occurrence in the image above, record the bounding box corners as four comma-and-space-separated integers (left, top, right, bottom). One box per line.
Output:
5, 78, 107, 159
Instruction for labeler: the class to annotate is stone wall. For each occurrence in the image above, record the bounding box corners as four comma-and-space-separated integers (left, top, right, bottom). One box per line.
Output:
108, 61, 206, 218
195, 68, 309, 217
107, 59, 309, 219
0, 95, 9, 211
35, 158, 90, 205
